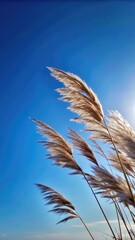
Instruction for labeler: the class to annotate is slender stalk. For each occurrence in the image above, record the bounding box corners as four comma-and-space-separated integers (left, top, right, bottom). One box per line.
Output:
76, 211, 95, 240
98, 144, 122, 239
127, 205, 135, 224
78, 167, 117, 240
115, 202, 133, 240
122, 205, 135, 233
114, 200, 122, 240
103, 118, 135, 239
100, 144, 133, 239
70, 143, 117, 238
103, 119, 135, 205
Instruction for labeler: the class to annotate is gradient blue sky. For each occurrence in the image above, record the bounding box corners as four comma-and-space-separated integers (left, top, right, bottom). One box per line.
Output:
1, 1, 135, 240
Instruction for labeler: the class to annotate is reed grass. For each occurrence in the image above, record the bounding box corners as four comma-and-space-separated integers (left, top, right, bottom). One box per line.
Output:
33, 68, 135, 239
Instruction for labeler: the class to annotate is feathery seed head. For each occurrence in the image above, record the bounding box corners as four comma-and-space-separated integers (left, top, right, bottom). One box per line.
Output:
36, 184, 78, 224
48, 67, 104, 126
32, 118, 81, 173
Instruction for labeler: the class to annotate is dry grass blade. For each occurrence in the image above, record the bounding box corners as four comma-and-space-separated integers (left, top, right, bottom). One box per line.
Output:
91, 111, 135, 157
91, 138, 108, 160
36, 184, 78, 224
88, 166, 135, 207
49, 207, 77, 216
107, 111, 135, 160
32, 118, 81, 173
109, 152, 135, 178
68, 128, 98, 166
36, 184, 95, 239
89, 122, 110, 142
32, 118, 72, 154
56, 216, 78, 224
89, 111, 135, 206
48, 67, 103, 125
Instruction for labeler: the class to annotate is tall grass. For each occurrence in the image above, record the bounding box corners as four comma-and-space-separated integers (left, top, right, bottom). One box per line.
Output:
33, 68, 135, 240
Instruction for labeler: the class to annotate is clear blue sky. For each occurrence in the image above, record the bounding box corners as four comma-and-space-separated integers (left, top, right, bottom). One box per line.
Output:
1, 1, 135, 240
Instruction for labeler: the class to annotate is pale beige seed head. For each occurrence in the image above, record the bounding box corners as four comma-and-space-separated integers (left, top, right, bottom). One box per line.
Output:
48, 67, 104, 125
